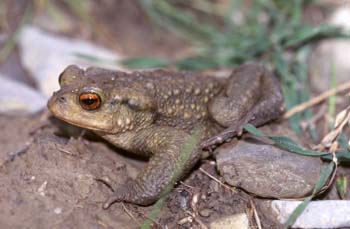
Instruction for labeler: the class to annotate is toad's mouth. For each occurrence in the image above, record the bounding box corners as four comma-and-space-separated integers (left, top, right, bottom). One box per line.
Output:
49, 109, 113, 133
58, 115, 106, 131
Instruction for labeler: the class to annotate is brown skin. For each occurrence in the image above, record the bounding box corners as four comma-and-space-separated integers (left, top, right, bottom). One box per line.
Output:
48, 64, 285, 207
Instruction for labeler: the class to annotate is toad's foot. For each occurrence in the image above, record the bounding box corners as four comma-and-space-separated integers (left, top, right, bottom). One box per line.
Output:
201, 125, 242, 151
101, 180, 158, 208
102, 188, 129, 209
201, 113, 255, 150
102, 190, 126, 209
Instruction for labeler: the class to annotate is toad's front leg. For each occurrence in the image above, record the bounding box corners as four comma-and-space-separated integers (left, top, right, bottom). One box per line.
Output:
102, 127, 201, 208
202, 64, 285, 150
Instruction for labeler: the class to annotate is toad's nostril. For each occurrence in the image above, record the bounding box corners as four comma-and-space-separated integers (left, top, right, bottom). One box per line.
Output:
58, 96, 67, 103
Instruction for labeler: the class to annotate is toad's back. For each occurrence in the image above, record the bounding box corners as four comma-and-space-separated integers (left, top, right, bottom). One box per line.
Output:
84, 68, 223, 132
137, 70, 222, 130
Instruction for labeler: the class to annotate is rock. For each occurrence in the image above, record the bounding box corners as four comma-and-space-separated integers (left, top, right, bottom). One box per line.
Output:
215, 124, 322, 198
210, 213, 249, 229
18, 25, 123, 98
267, 200, 350, 228
199, 208, 212, 217
0, 74, 46, 115
309, 7, 350, 92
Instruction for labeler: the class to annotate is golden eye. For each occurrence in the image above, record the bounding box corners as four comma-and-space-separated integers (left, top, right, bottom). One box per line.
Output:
79, 93, 101, 110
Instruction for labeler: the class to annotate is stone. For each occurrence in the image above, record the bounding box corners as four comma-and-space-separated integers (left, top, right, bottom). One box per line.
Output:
198, 208, 212, 217
268, 200, 350, 228
215, 124, 322, 198
210, 213, 249, 229
309, 7, 350, 92
0, 74, 46, 115
18, 25, 123, 98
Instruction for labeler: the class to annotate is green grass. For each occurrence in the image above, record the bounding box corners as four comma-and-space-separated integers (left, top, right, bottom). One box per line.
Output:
125, 0, 350, 135
0, 4, 32, 63
328, 62, 338, 126
0, 0, 92, 63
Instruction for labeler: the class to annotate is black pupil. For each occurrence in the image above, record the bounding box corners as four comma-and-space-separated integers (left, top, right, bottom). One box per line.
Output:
83, 97, 97, 105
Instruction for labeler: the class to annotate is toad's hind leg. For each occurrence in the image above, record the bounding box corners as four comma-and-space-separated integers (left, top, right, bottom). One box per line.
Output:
202, 64, 285, 149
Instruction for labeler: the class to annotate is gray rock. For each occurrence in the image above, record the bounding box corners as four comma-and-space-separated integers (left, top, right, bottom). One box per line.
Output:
18, 25, 123, 98
210, 213, 249, 229
0, 74, 46, 114
268, 200, 350, 228
215, 124, 322, 198
309, 7, 350, 92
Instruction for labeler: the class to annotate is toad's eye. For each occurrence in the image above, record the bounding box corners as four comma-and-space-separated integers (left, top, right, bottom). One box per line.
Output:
79, 93, 101, 110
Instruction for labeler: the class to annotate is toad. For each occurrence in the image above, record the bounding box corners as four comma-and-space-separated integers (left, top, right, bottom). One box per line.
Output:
47, 64, 285, 208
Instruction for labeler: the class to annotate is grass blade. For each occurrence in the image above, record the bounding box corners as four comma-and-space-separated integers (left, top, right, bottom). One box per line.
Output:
284, 162, 335, 228
121, 57, 170, 69
140, 128, 203, 228
244, 124, 329, 156
0, 4, 32, 63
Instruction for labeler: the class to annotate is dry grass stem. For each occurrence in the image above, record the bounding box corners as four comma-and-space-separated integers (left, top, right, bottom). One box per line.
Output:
300, 104, 327, 131
185, 211, 209, 229
318, 105, 350, 149
178, 216, 193, 225
249, 199, 262, 229
121, 203, 141, 227
199, 168, 236, 193
283, 81, 350, 119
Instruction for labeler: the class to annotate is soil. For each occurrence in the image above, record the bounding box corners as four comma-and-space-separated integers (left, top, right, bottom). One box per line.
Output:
0, 113, 277, 228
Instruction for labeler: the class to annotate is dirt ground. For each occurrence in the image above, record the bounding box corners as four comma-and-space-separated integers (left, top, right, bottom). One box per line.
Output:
0, 113, 282, 228
1, 0, 349, 228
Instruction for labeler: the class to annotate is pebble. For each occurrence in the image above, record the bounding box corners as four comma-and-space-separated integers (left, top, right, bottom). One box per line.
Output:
198, 208, 212, 217
309, 7, 350, 91
210, 213, 249, 229
269, 200, 350, 228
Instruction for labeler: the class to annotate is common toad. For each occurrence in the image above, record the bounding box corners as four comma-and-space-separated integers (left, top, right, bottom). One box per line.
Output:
48, 64, 285, 207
